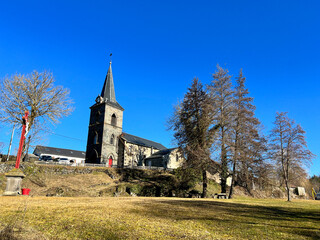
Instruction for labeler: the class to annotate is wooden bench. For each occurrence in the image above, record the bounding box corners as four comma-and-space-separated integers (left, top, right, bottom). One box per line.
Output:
214, 193, 228, 199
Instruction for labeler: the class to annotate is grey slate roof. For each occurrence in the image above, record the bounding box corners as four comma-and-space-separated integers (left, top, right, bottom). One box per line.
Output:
33, 145, 86, 159
121, 133, 167, 150
101, 61, 117, 103
105, 100, 124, 111
145, 148, 178, 159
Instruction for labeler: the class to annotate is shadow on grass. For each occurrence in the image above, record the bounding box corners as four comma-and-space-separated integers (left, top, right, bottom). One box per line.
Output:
132, 199, 320, 240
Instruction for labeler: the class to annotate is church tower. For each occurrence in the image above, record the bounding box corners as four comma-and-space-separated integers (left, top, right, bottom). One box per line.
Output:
85, 60, 124, 166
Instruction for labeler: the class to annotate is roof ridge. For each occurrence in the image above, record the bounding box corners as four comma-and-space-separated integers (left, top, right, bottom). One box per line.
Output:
121, 132, 167, 150
35, 145, 85, 153
122, 132, 163, 145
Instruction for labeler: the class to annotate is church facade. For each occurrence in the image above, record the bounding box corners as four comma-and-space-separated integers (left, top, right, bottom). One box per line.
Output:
85, 61, 183, 169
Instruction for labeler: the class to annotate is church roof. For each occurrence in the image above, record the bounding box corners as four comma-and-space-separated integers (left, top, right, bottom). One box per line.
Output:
101, 61, 117, 103
145, 148, 178, 159
98, 61, 124, 110
33, 145, 86, 159
121, 133, 167, 150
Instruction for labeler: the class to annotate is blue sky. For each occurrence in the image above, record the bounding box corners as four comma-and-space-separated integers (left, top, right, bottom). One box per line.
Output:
0, 1, 319, 176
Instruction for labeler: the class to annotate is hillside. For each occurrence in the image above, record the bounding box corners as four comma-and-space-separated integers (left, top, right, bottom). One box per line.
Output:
0, 163, 220, 198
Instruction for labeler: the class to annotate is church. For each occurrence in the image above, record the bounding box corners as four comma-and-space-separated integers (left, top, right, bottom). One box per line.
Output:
85, 61, 183, 169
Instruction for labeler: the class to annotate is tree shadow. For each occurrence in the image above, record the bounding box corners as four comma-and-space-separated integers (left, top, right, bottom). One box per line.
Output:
131, 199, 320, 239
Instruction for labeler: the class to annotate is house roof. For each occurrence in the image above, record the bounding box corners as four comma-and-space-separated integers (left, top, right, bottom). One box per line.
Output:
145, 148, 178, 159
33, 145, 86, 159
121, 133, 167, 150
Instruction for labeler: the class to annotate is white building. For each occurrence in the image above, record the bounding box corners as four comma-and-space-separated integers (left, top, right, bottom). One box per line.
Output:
33, 145, 85, 165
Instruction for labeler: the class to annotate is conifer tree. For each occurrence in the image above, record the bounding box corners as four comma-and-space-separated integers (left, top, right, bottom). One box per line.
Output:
207, 65, 234, 193
169, 78, 217, 197
228, 70, 264, 198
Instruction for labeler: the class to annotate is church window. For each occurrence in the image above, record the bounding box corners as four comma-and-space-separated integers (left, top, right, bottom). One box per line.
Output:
110, 134, 115, 145
176, 154, 179, 162
93, 132, 98, 144
95, 111, 101, 123
111, 114, 117, 126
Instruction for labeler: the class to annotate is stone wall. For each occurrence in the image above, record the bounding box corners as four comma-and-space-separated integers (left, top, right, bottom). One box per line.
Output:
123, 142, 159, 167
167, 149, 184, 169
101, 103, 123, 166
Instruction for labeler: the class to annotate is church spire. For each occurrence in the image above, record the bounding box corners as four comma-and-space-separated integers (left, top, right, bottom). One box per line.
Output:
101, 55, 117, 103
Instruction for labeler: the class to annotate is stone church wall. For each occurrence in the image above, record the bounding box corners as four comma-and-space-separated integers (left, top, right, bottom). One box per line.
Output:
101, 104, 124, 166
166, 149, 184, 169
123, 142, 159, 167
85, 103, 105, 163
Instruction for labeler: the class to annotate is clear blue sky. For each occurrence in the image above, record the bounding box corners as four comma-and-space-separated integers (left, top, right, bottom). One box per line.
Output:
0, 1, 319, 176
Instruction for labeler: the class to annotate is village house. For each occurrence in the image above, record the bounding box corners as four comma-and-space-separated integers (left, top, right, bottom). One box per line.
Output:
33, 145, 85, 165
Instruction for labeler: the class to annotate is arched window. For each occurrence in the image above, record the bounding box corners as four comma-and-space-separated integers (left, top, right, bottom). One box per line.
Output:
93, 132, 98, 144
176, 154, 179, 162
110, 134, 115, 145
111, 114, 117, 126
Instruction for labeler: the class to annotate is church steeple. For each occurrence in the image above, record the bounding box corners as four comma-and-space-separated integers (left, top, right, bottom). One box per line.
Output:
101, 60, 117, 103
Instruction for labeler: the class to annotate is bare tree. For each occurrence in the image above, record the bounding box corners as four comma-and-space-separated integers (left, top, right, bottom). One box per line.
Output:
0, 71, 74, 152
207, 65, 234, 193
169, 78, 218, 198
228, 69, 264, 198
269, 112, 315, 201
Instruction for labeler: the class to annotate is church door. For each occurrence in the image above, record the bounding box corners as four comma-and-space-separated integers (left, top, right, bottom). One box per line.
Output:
108, 156, 113, 167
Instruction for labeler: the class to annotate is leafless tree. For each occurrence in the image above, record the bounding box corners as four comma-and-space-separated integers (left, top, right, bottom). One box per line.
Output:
269, 112, 315, 201
207, 65, 234, 193
228, 69, 265, 198
0, 71, 74, 153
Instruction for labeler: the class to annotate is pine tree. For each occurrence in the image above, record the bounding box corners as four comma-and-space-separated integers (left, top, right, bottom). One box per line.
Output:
169, 78, 218, 197
207, 65, 234, 193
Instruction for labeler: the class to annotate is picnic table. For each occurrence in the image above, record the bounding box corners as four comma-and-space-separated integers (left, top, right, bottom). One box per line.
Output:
214, 193, 228, 199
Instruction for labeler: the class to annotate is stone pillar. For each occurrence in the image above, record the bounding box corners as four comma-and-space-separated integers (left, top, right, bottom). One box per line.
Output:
3, 169, 26, 196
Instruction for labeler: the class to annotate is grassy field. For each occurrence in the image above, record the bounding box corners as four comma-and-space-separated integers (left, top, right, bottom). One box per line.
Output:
0, 197, 319, 240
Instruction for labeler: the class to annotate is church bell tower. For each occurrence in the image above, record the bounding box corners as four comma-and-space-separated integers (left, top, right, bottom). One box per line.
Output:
85, 59, 124, 166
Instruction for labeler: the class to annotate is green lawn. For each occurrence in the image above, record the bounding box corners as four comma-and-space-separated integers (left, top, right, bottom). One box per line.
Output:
0, 196, 319, 239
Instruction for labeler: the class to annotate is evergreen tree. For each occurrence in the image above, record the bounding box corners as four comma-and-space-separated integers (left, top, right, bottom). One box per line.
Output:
169, 78, 218, 197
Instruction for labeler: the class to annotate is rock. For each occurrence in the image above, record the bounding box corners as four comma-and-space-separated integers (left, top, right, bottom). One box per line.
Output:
297, 187, 306, 196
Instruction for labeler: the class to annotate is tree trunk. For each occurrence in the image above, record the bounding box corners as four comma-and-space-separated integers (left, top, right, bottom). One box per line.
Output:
202, 170, 208, 198
286, 160, 291, 202
221, 178, 227, 193
285, 178, 291, 201
228, 159, 236, 199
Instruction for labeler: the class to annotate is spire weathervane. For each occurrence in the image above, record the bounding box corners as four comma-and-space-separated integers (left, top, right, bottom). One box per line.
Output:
109, 53, 112, 64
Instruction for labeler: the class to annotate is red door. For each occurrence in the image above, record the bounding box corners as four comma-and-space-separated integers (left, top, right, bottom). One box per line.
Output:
108, 157, 113, 167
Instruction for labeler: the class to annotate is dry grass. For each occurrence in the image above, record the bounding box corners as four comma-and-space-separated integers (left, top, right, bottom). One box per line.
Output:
21, 172, 116, 197
0, 196, 319, 240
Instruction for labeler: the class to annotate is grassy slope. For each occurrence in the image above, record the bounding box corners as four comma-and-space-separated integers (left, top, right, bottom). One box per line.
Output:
0, 163, 221, 197
0, 197, 319, 240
